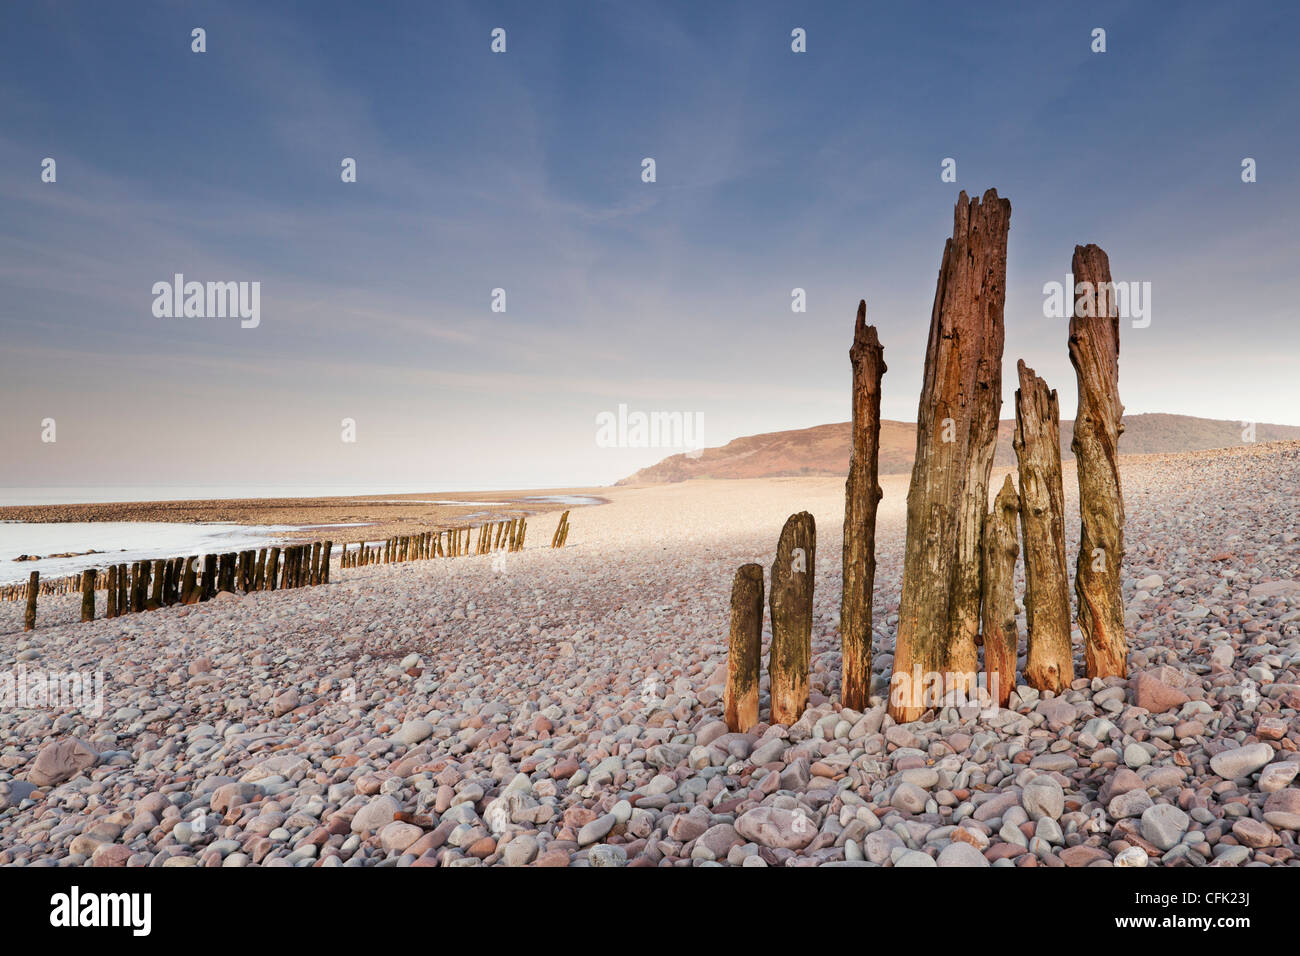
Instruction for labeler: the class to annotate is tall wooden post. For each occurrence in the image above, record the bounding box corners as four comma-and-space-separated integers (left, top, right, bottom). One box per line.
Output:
724, 564, 764, 733
81, 569, 96, 622
1069, 243, 1128, 679
841, 301, 887, 711
981, 475, 1021, 709
1014, 359, 1073, 692
117, 564, 128, 612
769, 511, 816, 725
24, 571, 38, 631
890, 189, 1011, 722
321, 541, 332, 584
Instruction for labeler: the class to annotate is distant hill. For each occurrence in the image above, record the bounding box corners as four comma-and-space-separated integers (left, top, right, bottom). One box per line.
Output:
616, 414, 1300, 485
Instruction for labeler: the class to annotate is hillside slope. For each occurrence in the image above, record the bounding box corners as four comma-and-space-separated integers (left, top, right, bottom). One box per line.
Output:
616, 414, 1300, 484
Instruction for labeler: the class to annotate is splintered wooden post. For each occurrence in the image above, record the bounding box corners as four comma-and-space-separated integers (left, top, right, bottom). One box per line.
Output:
237, 551, 249, 591
769, 511, 816, 725
981, 476, 1021, 709
265, 548, 280, 591
724, 563, 764, 733
106, 565, 118, 618
321, 541, 332, 583
117, 564, 128, 611
24, 571, 38, 631
841, 302, 887, 711
80, 569, 96, 622
311, 542, 322, 584
254, 549, 266, 590
1014, 359, 1074, 692
891, 189, 1011, 722
1069, 243, 1128, 679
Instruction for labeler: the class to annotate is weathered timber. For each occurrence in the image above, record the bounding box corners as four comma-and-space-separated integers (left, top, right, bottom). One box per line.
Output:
769, 511, 816, 725
981, 475, 1021, 709
1014, 359, 1073, 692
891, 189, 1011, 722
148, 559, 164, 609
24, 571, 38, 631
724, 563, 765, 733
80, 569, 96, 622
1069, 243, 1128, 679
201, 555, 217, 600
841, 301, 887, 711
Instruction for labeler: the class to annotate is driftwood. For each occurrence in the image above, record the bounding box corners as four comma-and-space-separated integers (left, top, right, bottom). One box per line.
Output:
724, 563, 764, 733
1014, 359, 1073, 692
1069, 243, 1128, 678
981, 476, 1020, 708
891, 189, 1011, 721
841, 301, 886, 710
769, 511, 815, 725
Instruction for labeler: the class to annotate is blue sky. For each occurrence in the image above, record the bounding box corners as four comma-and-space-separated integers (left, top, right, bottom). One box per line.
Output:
2, 1, 1296, 490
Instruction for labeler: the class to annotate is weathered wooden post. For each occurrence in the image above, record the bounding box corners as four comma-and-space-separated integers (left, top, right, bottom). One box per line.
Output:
841, 301, 887, 711
81, 569, 97, 622
24, 571, 38, 631
117, 564, 128, 612
219, 553, 237, 593
266, 547, 280, 591
552, 512, 571, 548
1069, 243, 1128, 679
890, 189, 1011, 722
106, 565, 118, 617
310, 542, 322, 584
724, 563, 764, 733
769, 511, 816, 725
1013, 359, 1073, 692
148, 559, 164, 609
180, 557, 198, 604
201, 555, 217, 600
131, 562, 145, 612
981, 475, 1021, 709
321, 541, 332, 583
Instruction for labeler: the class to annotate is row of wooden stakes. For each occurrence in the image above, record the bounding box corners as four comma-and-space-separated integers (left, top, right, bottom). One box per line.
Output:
14, 511, 572, 632
338, 515, 534, 568
18, 541, 335, 631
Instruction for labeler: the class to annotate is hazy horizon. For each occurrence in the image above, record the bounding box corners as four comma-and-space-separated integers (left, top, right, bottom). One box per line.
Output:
4, 1, 1298, 490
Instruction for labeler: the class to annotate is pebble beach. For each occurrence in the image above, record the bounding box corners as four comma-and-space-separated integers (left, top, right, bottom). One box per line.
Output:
1, 441, 1297, 868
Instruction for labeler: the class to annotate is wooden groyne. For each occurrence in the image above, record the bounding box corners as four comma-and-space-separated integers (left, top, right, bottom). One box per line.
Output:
6, 514, 548, 630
